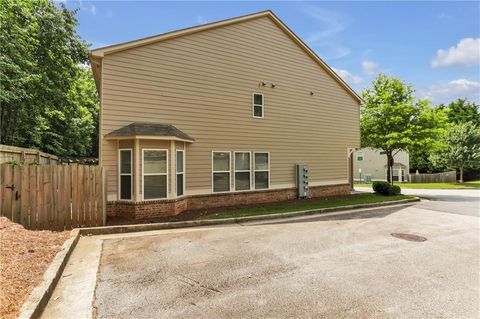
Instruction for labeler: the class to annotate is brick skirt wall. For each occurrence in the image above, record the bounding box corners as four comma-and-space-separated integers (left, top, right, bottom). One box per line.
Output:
107, 184, 351, 220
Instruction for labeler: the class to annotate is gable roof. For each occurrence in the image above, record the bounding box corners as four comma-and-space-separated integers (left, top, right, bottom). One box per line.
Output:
104, 122, 195, 142
89, 10, 362, 103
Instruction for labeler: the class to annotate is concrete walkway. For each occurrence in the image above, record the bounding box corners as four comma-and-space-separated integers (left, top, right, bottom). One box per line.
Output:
40, 237, 102, 319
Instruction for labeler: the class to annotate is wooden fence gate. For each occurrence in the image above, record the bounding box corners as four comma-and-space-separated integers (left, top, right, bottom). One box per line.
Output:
0, 164, 106, 230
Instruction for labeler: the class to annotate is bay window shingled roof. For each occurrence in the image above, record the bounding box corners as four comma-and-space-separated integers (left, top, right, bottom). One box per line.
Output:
105, 122, 194, 141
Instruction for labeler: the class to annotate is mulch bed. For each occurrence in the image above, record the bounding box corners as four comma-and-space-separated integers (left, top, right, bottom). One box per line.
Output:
0, 217, 69, 319
108, 194, 358, 225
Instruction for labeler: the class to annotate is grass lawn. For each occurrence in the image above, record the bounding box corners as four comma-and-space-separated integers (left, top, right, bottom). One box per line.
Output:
355, 180, 480, 189
208, 193, 414, 219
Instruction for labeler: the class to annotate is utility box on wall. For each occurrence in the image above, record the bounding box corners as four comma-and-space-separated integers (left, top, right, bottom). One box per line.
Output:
296, 164, 309, 198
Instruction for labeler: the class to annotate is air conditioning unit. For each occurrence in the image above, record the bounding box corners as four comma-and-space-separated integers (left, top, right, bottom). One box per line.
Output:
364, 174, 372, 183
296, 164, 309, 198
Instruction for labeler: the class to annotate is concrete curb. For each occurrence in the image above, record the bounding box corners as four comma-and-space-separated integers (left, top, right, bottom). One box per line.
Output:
79, 197, 420, 236
17, 229, 81, 319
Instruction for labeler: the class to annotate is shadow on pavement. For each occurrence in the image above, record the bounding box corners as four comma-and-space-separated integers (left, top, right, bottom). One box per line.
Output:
419, 195, 480, 203
253, 205, 410, 226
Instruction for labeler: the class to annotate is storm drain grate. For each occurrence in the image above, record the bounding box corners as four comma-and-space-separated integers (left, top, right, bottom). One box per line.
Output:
391, 233, 427, 242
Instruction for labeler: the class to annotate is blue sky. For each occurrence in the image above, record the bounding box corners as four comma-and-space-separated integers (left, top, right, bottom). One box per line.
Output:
64, 0, 480, 105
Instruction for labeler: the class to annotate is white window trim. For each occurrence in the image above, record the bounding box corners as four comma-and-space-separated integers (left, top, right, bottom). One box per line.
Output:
252, 93, 264, 118
234, 151, 252, 191
142, 148, 168, 201
253, 151, 270, 190
357, 151, 364, 161
176, 149, 185, 197
118, 149, 133, 201
384, 168, 405, 182
212, 151, 231, 193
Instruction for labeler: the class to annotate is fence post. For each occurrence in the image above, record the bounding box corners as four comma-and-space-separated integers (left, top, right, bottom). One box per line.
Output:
102, 168, 107, 226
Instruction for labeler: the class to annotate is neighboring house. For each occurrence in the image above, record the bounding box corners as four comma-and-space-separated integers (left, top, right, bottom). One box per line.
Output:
353, 148, 410, 182
89, 10, 362, 219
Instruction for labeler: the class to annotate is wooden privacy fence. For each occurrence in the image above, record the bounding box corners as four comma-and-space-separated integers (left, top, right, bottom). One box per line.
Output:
0, 144, 58, 165
408, 171, 456, 183
0, 164, 105, 230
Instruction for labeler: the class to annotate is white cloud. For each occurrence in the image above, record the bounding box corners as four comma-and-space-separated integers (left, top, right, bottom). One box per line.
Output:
315, 44, 351, 60
302, 6, 350, 60
432, 38, 480, 68
303, 7, 345, 42
90, 4, 97, 16
418, 79, 480, 104
362, 60, 379, 75
437, 13, 452, 20
196, 16, 208, 25
332, 67, 364, 85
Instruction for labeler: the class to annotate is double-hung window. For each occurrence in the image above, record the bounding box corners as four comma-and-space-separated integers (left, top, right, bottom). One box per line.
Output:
176, 150, 184, 196
357, 151, 364, 161
119, 149, 132, 200
253, 93, 264, 118
143, 149, 168, 200
234, 152, 251, 191
212, 151, 230, 192
254, 152, 269, 189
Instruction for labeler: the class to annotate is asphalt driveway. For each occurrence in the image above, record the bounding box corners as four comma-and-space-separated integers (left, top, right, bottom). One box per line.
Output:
355, 186, 480, 217
91, 203, 479, 319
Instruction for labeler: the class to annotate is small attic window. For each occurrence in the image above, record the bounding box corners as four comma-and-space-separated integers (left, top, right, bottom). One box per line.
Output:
253, 93, 264, 118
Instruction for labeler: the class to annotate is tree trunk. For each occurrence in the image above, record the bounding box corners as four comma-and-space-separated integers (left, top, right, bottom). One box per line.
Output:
386, 152, 394, 184
459, 166, 464, 184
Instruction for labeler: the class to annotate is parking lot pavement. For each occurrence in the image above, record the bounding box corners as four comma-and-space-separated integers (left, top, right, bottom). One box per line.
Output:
93, 204, 480, 319
355, 187, 480, 217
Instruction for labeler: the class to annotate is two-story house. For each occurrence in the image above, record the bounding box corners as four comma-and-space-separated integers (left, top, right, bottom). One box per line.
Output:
353, 148, 410, 182
89, 10, 362, 219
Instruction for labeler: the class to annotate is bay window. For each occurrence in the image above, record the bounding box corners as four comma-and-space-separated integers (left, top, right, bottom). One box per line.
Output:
119, 149, 132, 200
143, 149, 167, 200
176, 150, 184, 196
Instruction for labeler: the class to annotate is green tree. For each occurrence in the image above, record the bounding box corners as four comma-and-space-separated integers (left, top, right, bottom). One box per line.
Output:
63, 66, 100, 157
410, 99, 480, 173
438, 99, 480, 126
430, 122, 480, 183
0, 0, 99, 157
409, 106, 448, 173
361, 74, 442, 183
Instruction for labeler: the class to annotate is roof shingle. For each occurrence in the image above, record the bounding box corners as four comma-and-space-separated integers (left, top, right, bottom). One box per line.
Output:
105, 122, 194, 141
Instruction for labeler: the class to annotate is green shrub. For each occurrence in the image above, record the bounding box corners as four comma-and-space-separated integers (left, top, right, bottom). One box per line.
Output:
390, 184, 401, 195
372, 181, 401, 196
372, 181, 390, 195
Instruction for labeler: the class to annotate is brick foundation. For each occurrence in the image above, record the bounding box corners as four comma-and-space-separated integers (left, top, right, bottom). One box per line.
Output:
107, 184, 351, 220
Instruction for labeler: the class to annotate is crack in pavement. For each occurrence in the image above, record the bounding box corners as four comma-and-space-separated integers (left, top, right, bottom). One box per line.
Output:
174, 274, 222, 293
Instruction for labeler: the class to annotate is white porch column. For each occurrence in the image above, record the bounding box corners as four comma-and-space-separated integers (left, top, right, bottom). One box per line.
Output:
135, 139, 141, 201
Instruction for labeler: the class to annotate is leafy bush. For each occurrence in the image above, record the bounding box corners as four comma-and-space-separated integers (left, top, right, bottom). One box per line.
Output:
372, 181, 401, 196
390, 184, 401, 195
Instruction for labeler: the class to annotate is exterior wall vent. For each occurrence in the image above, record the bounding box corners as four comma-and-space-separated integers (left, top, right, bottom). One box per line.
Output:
296, 164, 309, 198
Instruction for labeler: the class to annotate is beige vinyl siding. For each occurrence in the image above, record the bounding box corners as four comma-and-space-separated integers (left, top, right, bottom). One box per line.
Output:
353, 148, 410, 181
101, 16, 360, 199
